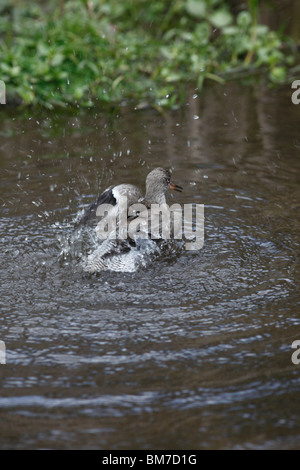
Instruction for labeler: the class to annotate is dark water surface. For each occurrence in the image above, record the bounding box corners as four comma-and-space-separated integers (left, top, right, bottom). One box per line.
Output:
0, 82, 300, 449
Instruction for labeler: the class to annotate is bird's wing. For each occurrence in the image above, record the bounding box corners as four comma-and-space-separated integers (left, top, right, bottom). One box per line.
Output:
83, 238, 137, 273
75, 184, 143, 228
74, 185, 117, 227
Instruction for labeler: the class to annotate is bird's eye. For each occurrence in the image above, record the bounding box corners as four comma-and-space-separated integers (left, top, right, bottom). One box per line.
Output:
165, 177, 170, 185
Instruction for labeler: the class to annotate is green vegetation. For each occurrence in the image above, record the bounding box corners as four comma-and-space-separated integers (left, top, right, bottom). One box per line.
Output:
0, 0, 297, 109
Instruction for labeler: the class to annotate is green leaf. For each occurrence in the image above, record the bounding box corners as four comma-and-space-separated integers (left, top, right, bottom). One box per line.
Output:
18, 86, 35, 104
37, 42, 50, 57
112, 75, 124, 89
237, 11, 252, 28
205, 72, 225, 84
185, 0, 206, 19
51, 53, 65, 67
210, 9, 233, 29
270, 66, 286, 82
223, 26, 238, 36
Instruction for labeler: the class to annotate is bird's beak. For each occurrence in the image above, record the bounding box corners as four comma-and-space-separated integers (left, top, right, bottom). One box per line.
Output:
170, 181, 183, 192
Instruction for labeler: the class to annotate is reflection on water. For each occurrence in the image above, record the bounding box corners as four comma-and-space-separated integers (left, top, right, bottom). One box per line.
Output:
0, 81, 300, 449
